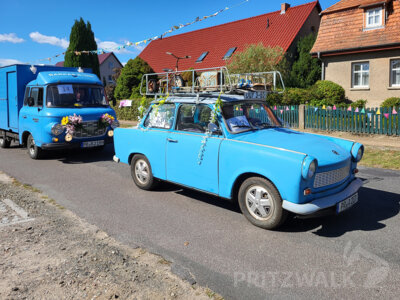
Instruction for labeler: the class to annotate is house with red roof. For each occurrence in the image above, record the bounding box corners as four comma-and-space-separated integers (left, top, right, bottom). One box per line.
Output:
139, 2, 321, 73
311, 0, 400, 107
56, 52, 123, 86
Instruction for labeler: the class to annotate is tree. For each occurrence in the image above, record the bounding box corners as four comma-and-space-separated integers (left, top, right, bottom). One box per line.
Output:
114, 57, 154, 100
64, 18, 100, 78
227, 43, 288, 74
288, 34, 321, 88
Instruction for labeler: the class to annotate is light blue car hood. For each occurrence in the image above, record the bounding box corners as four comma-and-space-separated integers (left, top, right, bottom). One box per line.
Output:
232, 128, 352, 166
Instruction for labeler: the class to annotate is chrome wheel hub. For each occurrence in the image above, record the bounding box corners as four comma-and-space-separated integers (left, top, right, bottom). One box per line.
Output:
29, 139, 35, 155
135, 159, 149, 185
246, 185, 273, 220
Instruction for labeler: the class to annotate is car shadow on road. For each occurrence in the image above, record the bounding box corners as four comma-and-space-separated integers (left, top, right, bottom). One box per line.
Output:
40, 145, 115, 164
278, 186, 400, 237
157, 181, 242, 213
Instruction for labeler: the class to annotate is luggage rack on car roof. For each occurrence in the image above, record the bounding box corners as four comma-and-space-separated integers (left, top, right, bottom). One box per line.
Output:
140, 66, 285, 97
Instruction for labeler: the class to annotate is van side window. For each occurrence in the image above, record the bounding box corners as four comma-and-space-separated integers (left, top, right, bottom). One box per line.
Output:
23, 87, 30, 106
29, 87, 44, 107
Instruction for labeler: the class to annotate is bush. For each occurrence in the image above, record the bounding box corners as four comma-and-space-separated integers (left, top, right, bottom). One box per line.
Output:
350, 99, 367, 109
309, 80, 346, 106
110, 98, 152, 121
282, 88, 312, 105
266, 92, 283, 106
381, 97, 400, 108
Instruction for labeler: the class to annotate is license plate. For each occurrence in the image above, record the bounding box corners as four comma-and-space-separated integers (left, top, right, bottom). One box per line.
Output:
81, 140, 104, 148
337, 193, 358, 213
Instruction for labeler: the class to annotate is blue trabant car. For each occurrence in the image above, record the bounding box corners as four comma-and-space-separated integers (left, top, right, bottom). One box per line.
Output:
113, 92, 364, 229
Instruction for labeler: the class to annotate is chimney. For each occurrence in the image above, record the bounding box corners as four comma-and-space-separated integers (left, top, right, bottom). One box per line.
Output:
281, 3, 290, 14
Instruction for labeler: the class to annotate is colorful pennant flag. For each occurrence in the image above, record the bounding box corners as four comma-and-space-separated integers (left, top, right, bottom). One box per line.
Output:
355, 107, 359, 113
376, 108, 381, 115
286, 106, 289, 111
273, 106, 277, 110
384, 113, 389, 119
360, 108, 365, 114
314, 107, 318, 112
333, 105, 337, 110
322, 105, 326, 110
280, 109, 284, 114
393, 108, 398, 114
347, 106, 352, 111
367, 113, 372, 118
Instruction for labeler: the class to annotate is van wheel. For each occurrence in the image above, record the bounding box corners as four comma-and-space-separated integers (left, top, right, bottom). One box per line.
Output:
0, 136, 11, 148
131, 154, 158, 190
27, 134, 42, 159
238, 177, 287, 230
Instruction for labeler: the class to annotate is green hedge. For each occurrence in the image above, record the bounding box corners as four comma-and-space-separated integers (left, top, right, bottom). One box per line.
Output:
381, 97, 400, 108
110, 98, 152, 121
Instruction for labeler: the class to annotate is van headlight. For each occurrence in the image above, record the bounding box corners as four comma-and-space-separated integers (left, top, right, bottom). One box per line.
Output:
302, 156, 318, 179
111, 120, 120, 129
351, 143, 364, 162
51, 124, 64, 136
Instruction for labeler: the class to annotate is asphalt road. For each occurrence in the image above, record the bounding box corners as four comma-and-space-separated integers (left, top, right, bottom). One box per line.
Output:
1, 144, 399, 299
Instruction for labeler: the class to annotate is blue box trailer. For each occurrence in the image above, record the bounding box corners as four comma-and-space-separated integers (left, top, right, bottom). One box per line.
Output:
0, 64, 119, 159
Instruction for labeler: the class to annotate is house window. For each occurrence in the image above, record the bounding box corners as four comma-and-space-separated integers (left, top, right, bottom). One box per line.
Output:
108, 75, 112, 81
223, 47, 237, 60
108, 62, 114, 69
352, 62, 369, 88
391, 60, 400, 87
196, 51, 208, 63
366, 7, 382, 28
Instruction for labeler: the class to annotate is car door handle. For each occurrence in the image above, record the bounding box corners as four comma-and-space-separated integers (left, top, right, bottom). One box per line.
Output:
167, 138, 178, 143
22, 115, 27, 119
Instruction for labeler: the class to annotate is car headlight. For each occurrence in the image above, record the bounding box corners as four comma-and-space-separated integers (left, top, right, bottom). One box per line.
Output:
111, 120, 120, 129
51, 124, 64, 136
351, 143, 364, 162
302, 156, 318, 179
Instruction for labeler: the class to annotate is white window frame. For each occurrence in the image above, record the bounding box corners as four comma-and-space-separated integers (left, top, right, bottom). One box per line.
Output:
391, 59, 400, 87
365, 7, 382, 28
352, 62, 370, 88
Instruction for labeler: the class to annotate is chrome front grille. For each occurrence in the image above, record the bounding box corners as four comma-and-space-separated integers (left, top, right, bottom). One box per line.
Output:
73, 121, 107, 138
313, 164, 350, 188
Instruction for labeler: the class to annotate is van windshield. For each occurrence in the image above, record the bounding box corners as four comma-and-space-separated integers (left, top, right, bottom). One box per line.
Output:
46, 84, 108, 108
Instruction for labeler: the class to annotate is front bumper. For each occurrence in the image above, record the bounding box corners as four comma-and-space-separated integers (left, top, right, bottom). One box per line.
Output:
282, 178, 364, 215
41, 136, 113, 150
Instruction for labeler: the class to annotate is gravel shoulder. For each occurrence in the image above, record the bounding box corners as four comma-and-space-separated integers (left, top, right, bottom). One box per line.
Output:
0, 171, 220, 300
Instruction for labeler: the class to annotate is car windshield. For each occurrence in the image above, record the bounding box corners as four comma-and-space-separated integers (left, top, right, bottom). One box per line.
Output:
221, 101, 282, 133
46, 84, 108, 108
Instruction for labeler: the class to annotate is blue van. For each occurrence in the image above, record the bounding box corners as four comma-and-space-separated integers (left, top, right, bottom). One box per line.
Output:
0, 64, 118, 159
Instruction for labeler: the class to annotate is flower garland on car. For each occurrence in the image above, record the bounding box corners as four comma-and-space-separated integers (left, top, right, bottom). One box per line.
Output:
61, 114, 83, 135
98, 113, 115, 129
197, 92, 223, 165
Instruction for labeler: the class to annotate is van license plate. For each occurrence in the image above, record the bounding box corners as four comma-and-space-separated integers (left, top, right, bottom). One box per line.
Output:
81, 140, 104, 148
337, 193, 358, 213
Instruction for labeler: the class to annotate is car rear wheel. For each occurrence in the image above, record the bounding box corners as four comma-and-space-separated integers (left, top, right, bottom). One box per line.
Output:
27, 134, 42, 160
131, 154, 158, 190
238, 177, 287, 229
0, 136, 11, 148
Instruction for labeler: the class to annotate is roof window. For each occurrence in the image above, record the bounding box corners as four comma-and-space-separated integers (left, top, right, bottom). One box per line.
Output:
223, 47, 237, 60
196, 51, 209, 63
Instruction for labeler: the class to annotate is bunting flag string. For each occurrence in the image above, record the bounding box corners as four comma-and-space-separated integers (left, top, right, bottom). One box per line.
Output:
26, 0, 250, 65
393, 108, 398, 115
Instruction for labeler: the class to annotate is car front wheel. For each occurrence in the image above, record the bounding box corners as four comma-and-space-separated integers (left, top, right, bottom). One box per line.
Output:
238, 177, 287, 230
130, 154, 158, 190
27, 134, 42, 160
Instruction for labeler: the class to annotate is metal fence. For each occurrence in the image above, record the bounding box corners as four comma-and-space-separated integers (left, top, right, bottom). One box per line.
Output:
304, 106, 400, 136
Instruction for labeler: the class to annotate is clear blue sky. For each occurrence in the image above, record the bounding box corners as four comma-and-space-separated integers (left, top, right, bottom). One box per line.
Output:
0, 0, 338, 67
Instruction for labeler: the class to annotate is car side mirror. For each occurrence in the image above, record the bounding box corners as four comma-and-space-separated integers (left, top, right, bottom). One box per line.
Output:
27, 97, 35, 107
208, 123, 221, 135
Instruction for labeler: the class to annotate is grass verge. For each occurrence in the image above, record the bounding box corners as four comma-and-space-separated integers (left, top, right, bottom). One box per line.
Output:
359, 146, 400, 170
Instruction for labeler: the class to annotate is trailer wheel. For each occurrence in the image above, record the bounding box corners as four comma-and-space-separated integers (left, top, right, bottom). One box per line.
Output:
0, 136, 11, 148
27, 134, 42, 159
